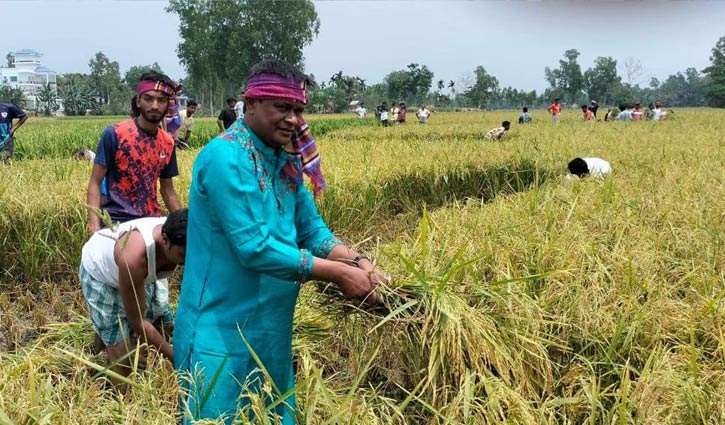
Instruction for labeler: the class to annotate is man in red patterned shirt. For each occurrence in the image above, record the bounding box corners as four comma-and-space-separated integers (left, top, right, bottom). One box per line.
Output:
86, 71, 182, 233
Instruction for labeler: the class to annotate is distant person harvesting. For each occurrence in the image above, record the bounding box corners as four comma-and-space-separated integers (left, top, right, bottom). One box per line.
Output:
0, 101, 28, 163
87, 71, 182, 233
547, 98, 562, 123
567, 157, 612, 179
173, 59, 385, 424
79, 209, 188, 378
581, 105, 595, 121
484, 120, 511, 140
518, 107, 532, 124
588, 99, 599, 118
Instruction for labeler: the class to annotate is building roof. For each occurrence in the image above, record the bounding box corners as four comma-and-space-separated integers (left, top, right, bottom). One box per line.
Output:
14, 49, 41, 56
34, 66, 55, 74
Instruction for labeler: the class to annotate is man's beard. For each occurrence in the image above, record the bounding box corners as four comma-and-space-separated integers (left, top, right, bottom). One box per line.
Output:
141, 108, 164, 124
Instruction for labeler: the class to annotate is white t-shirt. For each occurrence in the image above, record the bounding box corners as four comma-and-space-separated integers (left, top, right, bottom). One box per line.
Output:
380, 111, 389, 121
234, 100, 245, 118
356, 107, 366, 118
418, 108, 430, 123
81, 217, 172, 287
583, 157, 612, 178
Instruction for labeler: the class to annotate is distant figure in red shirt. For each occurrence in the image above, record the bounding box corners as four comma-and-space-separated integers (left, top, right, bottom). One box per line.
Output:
581, 104, 595, 121
547, 98, 562, 123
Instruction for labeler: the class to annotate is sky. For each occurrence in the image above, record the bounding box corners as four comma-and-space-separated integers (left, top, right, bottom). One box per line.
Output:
2, 1, 724, 93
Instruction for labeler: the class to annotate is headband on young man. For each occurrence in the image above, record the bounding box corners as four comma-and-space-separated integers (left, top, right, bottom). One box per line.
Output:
245, 74, 308, 104
137, 80, 177, 97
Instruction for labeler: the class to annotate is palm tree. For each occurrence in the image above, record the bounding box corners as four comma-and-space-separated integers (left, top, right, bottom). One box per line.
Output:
437, 79, 445, 91
448, 80, 456, 107
37, 83, 58, 116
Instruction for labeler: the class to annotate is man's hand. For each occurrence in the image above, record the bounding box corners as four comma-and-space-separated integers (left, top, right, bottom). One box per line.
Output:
337, 265, 383, 305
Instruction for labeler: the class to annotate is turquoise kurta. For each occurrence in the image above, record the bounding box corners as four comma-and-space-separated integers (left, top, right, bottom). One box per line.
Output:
174, 119, 339, 424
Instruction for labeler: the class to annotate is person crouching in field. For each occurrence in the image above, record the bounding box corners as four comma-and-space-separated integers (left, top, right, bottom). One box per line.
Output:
567, 157, 612, 179
79, 208, 188, 378
484, 120, 511, 140
581, 105, 595, 121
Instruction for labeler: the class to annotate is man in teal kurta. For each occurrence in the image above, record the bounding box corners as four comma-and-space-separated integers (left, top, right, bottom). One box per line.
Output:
174, 60, 383, 424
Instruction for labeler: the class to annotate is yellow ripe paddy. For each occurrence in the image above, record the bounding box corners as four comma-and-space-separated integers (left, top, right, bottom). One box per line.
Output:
0, 110, 723, 424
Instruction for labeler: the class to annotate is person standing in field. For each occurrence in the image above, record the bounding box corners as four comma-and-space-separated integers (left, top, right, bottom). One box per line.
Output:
379, 101, 390, 126
0, 101, 28, 163
397, 102, 407, 124
355, 102, 367, 119
173, 59, 385, 424
518, 107, 533, 124
581, 105, 595, 121
86, 71, 182, 233
632, 102, 644, 121
391, 102, 399, 124
547, 98, 562, 123
234, 90, 246, 119
79, 208, 188, 378
588, 99, 599, 118
218, 97, 238, 132
416, 104, 431, 124
176, 100, 197, 150
484, 120, 511, 140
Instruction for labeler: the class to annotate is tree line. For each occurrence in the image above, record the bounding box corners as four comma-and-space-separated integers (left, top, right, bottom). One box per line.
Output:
2, 0, 724, 114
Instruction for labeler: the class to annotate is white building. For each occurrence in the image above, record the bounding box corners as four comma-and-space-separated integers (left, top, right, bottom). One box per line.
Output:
0, 49, 57, 110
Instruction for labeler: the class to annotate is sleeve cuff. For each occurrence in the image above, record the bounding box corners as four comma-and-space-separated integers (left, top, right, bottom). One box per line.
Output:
312, 236, 342, 259
298, 249, 313, 283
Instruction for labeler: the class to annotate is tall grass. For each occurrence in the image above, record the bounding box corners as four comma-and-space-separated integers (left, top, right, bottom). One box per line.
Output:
0, 110, 723, 423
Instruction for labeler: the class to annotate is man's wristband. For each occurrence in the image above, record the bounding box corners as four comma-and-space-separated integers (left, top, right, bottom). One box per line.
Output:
353, 255, 372, 267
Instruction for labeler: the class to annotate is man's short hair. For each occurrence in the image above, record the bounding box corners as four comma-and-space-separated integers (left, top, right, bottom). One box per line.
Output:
226, 97, 237, 104
619, 104, 627, 111
581, 105, 588, 110
163, 208, 188, 247
568, 158, 589, 176
523, 107, 528, 112
554, 98, 559, 102
247, 59, 316, 88
139, 70, 175, 87
187, 100, 198, 107
502, 120, 511, 127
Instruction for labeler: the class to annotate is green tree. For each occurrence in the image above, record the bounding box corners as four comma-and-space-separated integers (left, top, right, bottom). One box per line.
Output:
88, 52, 122, 106
583, 56, 621, 105
5, 52, 14, 68
57, 73, 96, 116
37, 82, 58, 116
545, 49, 584, 103
461, 66, 499, 108
167, 0, 320, 114
124, 63, 164, 90
703, 36, 725, 107
0, 85, 25, 107
383, 63, 434, 104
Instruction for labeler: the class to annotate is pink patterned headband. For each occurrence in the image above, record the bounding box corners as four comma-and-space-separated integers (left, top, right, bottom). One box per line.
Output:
245, 74, 308, 104
137, 80, 177, 97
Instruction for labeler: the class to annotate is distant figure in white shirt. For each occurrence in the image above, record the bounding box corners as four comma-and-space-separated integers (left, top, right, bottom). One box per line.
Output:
234, 91, 245, 119
568, 157, 612, 179
355, 102, 367, 119
416, 104, 431, 124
